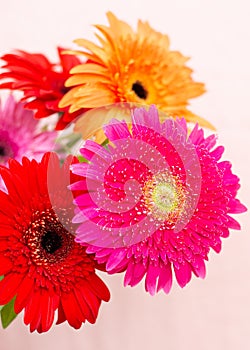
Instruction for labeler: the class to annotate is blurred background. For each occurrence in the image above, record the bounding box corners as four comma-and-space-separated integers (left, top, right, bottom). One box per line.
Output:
0, 0, 249, 349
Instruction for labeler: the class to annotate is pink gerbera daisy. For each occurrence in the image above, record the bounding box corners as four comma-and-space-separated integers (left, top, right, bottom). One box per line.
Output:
0, 95, 57, 165
71, 105, 247, 295
0, 95, 57, 191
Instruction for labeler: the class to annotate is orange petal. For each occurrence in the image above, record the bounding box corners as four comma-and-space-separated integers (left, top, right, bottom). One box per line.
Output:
73, 39, 107, 64
70, 63, 108, 75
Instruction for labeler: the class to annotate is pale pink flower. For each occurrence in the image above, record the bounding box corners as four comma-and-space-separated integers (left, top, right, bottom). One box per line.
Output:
0, 95, 57, 190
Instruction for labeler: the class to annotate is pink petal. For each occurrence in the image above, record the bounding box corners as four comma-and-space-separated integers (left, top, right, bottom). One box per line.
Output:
157, 264, 172, 294
104, 119, 131, 141
124, 262, 135, 286
129, 262, 147, 287
132, 105, 161, 136
191, 256, 206, 279
145, 264, 160, 295
106, 249, 127, 272
174, 261, 192, 288
226, 215, 241, 230
81, 140, 110, 161
228, 199, 247, 214
210, 145, 224, 160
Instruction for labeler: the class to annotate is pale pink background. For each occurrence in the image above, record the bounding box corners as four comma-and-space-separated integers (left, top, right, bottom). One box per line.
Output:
0, 0, 250, 349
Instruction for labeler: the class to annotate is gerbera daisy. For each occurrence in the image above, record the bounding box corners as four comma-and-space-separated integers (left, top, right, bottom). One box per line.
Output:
59, 12, 214, 130
71, 105, 246, 295
0, 48, 85, 130
0, 94, 57, 191
0, 95, 56, 165
0, 153, 110, 333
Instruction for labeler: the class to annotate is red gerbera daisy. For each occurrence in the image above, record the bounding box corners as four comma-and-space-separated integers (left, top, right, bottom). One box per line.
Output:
0, 152, 110, 333
0, 48, 85, 130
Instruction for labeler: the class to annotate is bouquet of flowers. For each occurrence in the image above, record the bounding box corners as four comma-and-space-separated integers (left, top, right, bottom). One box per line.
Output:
0, 12, 246, 333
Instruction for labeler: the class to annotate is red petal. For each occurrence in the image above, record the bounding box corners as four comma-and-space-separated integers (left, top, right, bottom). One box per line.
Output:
57, 47, 81, 72
39, 292, 58, 333
1, 52, 51, 73
79, 285, 100, 321
0, 255, 13, 275
87, 274, 110, 302
73, 287, 95, 324
0, 273, 24, 304
56, 302, 67, 325
24, 290, 42, 332
61, 292, 83, 329
15, 274, 35, 313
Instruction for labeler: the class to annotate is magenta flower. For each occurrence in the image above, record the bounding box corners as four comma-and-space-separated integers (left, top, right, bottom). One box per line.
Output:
71, 105, 247, 295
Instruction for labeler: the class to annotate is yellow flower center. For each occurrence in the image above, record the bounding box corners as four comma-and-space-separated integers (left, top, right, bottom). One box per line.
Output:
151, 182, 178, 213
142, 172, 185, 223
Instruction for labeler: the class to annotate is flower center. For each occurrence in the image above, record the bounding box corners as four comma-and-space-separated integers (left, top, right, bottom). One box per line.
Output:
142, 172, 185, 223
25, 209, 74, 265
132, 81, 148, 99
0, 131, 18, 163
41, 230, 63, 254
151, 182, 179, 213
0, 143, 12, 163
0, 146, 5, 156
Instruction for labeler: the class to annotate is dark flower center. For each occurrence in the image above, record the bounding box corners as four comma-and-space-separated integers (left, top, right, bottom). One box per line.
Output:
0, 132, 17, 162
0, 146, 5, 157
132, 81, 148, 99
25, 209, 75, 264
41, 230, 63, 254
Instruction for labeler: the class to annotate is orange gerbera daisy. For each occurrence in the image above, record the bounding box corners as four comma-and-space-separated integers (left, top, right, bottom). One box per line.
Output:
59, 12, 214, 130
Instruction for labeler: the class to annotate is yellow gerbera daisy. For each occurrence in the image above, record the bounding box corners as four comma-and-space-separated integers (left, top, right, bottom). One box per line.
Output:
60, 12, 214, 136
